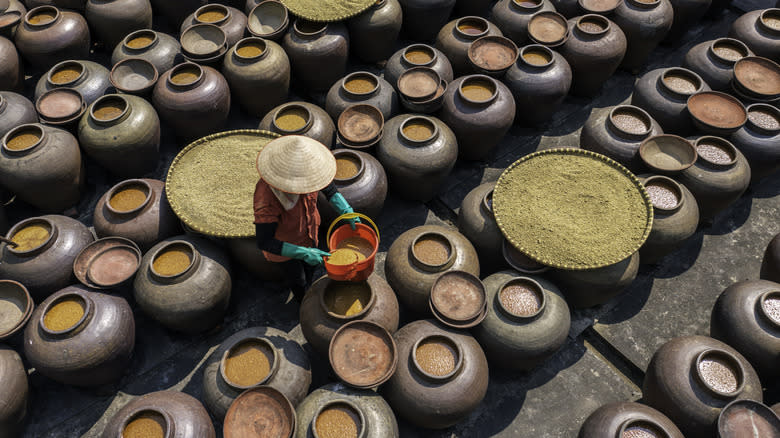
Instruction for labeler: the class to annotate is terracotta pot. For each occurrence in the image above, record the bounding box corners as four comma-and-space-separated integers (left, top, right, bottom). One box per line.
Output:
385, 44, 454, 93
0, 36, 22, 91
317, 149, 387, 223
0, 91, 36, 138
631, 67, 711, 136
149, 0, 207, 27
34, 60, 110, 106
376, 114, 457, 202
14, 6, 90, 71
152, 62, 231, 140
103, 390, 216, 438
559, 14, 626, 97
93, 179, 180, 251
0, 123, 84, 212
181, 3, 247, 48
729, 9, 780, 61
23, 285, 134, 386
663, 0, 711, 42
457, 182, 507, 271
683, 38, 752, 92
578, 402, 684, 438
385, 225, 479, 314
398, 0, 455, 41
258, 101, 335, 148
762, 232, 780, 283
202, 326, 311, 420
325, 71, 399, 122
435, 16, 503, 76
729, 103, 779, 184
642, 335, 763, 438
440, 74, 515, 161
85, 0, 152, 49
282, 19, 348, 92
473, 271, 570, 370
384, 319, 488, 429
552, 251, 639, 308
580, 105, 663, 172
133, 235, 231, 334
295, 382, 399, 438
612, 0, 673, 73
111, 29, 182, 75
347, 0, 402, 63
222, 37, 289, 118
638, 175, 699, 264
490, 0, 556, 46
0, 346, 28, 436
504, 44, 571, 126
0, 0, 26, 39
225, 237, 284, 281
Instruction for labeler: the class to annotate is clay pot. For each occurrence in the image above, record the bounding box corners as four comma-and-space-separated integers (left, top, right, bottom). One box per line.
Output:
677, 136, 751, 222
246, 1, 289, 41
710, 279, 780, 381
222, 37, 289, 118
504, 44, 571, 126
295, 382, 399, 438
559, 14, 626, 97
384, 319, 488, 429
14, 6, 90, 71
150, 0, 207, 27
638, 175, 699, 264
0, 0, 26, 39
103, 390, 216, 438
93, 179, 180, 251
376, 114, 457, 202
729, 103, 779, 184
473, 271, 570, 370
317, 149, 387, 223
762, 232, 780, 283
552, 251, 639, 308
0, 36, 22, 91
663, 0, 712, 42
729, 9, 780, 61
347, 0, 402, 63
631, 67, 711, 136
0, 346, 28, 436
385, 44, 454, 93
0, 123, 84, 212
300, 273, 399, 357
642, 335, 763, 438
77, 94, 160, 177
225, 237, 284, 281
111, 29, 183, 75
133, 235, 231, 334
612, 0, 673, 73
179, 23, 229, 68
578, 402, 684, 438
398, 0, 455, 41
717, 399, 780, 438
490, 0, 556, 46
282, 19, 349, 92
385, 225, 479, 314
202, 326, 312, 420
181, 4, 247, 48
580, 105, 663, 172
85, 0, 152, 49
683, 38, 752, 92
325, 71, 399, 122
152, 62, 231, 140
440, 74, 515, 161
457, 182, 506, 271
23, 285, 134, 386
0, 91, 36, 138
34, 60, 110, 107
258, 101, 335, 148
435, 16, 504, 76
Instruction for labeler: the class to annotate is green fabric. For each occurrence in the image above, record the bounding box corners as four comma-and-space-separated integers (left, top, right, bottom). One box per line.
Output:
280, 0, 375, 22
281, 242, 330, 265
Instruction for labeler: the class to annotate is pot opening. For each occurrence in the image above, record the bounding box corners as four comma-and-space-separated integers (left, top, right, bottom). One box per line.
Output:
122, 409, 168, 438
459, 76, 497, 103
0, 281, 30, 336
499, 278, 545, 318
513, 0, 543, 8
335, 152, 363, 180
221, 338, 276, 388
92, 95, 128, 123
4, 125, 43, 152
695, 137, 736, 166
0, 11, 21, 28
760, 9, 780, 31
711, 39, 748, 63
618, 420, 665, 438
760, 291, 780, 326
323, 281, 372, 317
26, 6, 57, 26
633, 0, 659, 3
295, 19, 326, 35
404, 45, 435, 65
610, 106, 652, 136
151, 242, 195, 277
125, 29, 157, 50
644, 177, 681, 211
169, 64, 203, 87
343, 72, 378, 96
273, 104, 311, 133
456, 16, 489, 37
401, 116, 437, 143
413, 335, 461, 378
661, 69, 701, 95
577, 15, 608, 34
314, 401, 365, 438
43, 294, 86, 333
747, 105, 780, 131
7, 217, 52, 253
430, 271, 486, 322
411, 232, 453, 268
109, 180, 151, 213
235, 38, 266, 59
695, 350, 744, 397
521, 46, 553, 66
50, 61, 84, 85
249, 1, 288, 35
196, 4, 228, 24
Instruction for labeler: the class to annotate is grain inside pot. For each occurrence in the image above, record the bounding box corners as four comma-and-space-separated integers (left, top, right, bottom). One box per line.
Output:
51, 66, 82, 84
578, 18, 605, 33
404, 48, 433, 65
645, 181, 679, 210
696, 141, 733, 164
432, 275, 483, 320
170, 67, 201, 85
236, 41, 264, 58
416, 338, 457, 376
500, 283, 542, 316
324, 281, 371, 316
712, 42, 744, 61
152, 245, 192, 276
5, 129, 40, 150
315, 405, 360, 438
748, 109, 780, 131
402, 119, 435, 142
621, 423, 660, 438
344, 76, 377, 94
43, 297, 84, 331
126, 35, 154, 49
698, 355, 739, 393
611, 110, 649, 135
663, 73, 698, 94
763, 15, 780, 30
197, 9, 226, 22
28, 11, 56, 25
223, 340, 273, 387
413, 235, 451, 266
123, 412, 166, 438
10, 223, 51, 251
109, 185, 149, 212
762, 295, 780, 324
335, 156, 360, 179
93, 101, 126, 121
523, 49, 551, 66
515, 0, 542, 6
0, 295, 24, 333
274, 107, 308, 131
458, 22, 486, 35
461, 79, 495, 101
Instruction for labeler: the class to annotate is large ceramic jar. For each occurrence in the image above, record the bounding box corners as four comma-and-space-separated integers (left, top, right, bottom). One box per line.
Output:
384, 44, 454, 92
300, 273, 399, 357
490, 0, 556, 46
729, 103, 779, 184
0, 346, 27, 437
34, 60, 110, 106
23, 285, 134, 386
474, 271, 570, 370
612, 0, 673, 73
580, 105, 663, 172
225, 237, 284, 281
385, 225, 479, 314
85, 0, 152, 49
552, 252, 639, 308
631, 67, 710, 136
0, 0, 26, 39
133, 235, 231, 334
325, 71, 399, 122
398, 0, 455, 41
384, 319, 488, 429
317, 149, 387, 223
282, 19, 348, 92
0, 91, 36, 138
295, 383, 399, 438
435, 16, 503, 76
181, 3, 247, 48
664, 0, 711, 42
0, 36, 22, 91
440, 74, 515, 161
222, 37, 289, 118
103, 390, 216, 438
202, 326, 312, 420
0, 123, 83, 212
762, 232, 780, 283
14, 6, 90, 71
93, 179, 180, 251
258, 101, 335, 148
111, 29, 182, 74
377, 114, 457, 202
729, 9, 780, 60
579, 402, 684, 438
682, 38, 752, 92
457, 182, 506, 270
710, 279, 780, 381
152, 62, 231, 140
677, 136, 751, 222
559, 14, 626, 97
504, 44, 571, 126
347, 0, 402, 63
643, 335, 763, 438
77, 94, 160, 177
638, 175, 699, 264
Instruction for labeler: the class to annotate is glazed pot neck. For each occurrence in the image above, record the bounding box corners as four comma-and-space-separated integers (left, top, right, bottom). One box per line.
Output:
271, 104, 314, 134
2, 124, 46, 157
4, 216, 58, 257
401, 44, 438, 68
606, 105, 654, 141
219, 337, 280, 391
119, 408, 176, 438
332, 150, 366, 185
642, 175, 685, 214
495, 277, 547, 321
47, 60, 87, 88
123, 29, 160, 52
38, 291, 95, 338
624, 0, 661, 9
454, 16, 490, 41
293, 19, 327, 39
312, 400, 369, 438
572, 14, 610, 39
757, 8, 780, 36
693, 136, 738, 170
757, 290, 780, 329
398, 115, 440, 147
0, 10, 21, 31
194, 4, 231, 26
232, 37, 270, 63
480, 189, 494, 216
341, 72, 380, 99
319, 279, 376, 321
691, 348, 746, 399
24, 6, 61, 29
457, 75, 499, 107
616, 419, 671, 438
104, 179, 154, 217
148, 241, 202, 283
89, 95, 132, 127
744, 104, 780, 136
510, 0, 544, 13
518, 45, 555, 70
707, 38, 750, 66
411, 334, 464, 382
166, 63, 205, 90
657, 68, 704, 100
409, 231, 456, 272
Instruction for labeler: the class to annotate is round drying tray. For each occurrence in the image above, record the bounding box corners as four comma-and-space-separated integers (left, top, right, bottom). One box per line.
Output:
280, 0, 375, 22
492, 148, 653, 270
165, 130, 280, 238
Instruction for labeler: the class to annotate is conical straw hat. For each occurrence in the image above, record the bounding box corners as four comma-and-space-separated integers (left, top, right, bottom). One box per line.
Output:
256, 135, 336, 194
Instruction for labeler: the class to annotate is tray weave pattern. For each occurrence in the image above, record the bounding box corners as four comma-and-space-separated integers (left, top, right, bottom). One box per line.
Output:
280, 0, 375, 22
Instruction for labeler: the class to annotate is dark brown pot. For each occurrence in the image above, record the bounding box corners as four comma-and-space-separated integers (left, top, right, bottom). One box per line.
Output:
729, 103, 780, 184
490, 0, 556, 46
435, 16, 503, 76
93, 178, 181, 252
85, 0, 152, 49
729, 8, 780, 61
317, 149, 387, 224
457, 182, 506, 271
683, 38, 752, 92
23, 285, 134, 386
0, 0, 26, 39
152, 62, 231, 140
383, 319, 488, 429
103, 390, 216, 438
133, 235, 231, 334
663, 0, 712, 42
150, 0, 207, 26
399, 0, 455, 41
552, 251, 639, 308
347, 0, 402, 63
325, 71, 399, 122
258, 101, 335, 148
580, 105, 663, 172
440, 74, 515, 161
225, 237, 284, 281
222, 37, 290, 118
0, 36, 22, 91
385, 225, 480, 314
504, 44, 572, 126
282, 19, 348, 92
612, 0, 673, 73
638, 175, 699, 264
631, 67, 711, 136
578, 402, 684, 438
642, 335, 763, 438
111, 29, 183, 75
0, 346, 28, 436
762, 232, 780, 283
385, 44, 454, 93
181, 3, 247, 48
559, 14, 626, 97
0, 91, 36, 138
14, 6, 90, 71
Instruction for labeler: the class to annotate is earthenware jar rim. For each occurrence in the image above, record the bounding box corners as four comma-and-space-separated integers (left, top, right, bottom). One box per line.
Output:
5, 216, 58, 256
455, 16, 490, 40
118, 407, 176, 438
0, 279, 33, 340
89, 94, 131, 126
758, 8, 780, 36
110, 58, 159, 94
615, 419, 671, 438
38, 290, 94, 338
311, 399, 368, 438
495, 276, 547, 320
757, 290, 780, 329
745, 103, 780, 135
458, 75, 499, 106
271, 103, 313, 134
341, 71, 380, 99
25, 6, 60, 29
607, 105, 654, 140
409, 231, 456, 272
194, 3, 231, 26
123, 29, 159, 51
518, 45, 555, 69
398, 115, 440, 146
694, 136, 738, 169
643, 175, 685, 213
104, 178, 154, 216
708, 38, 750, 66
36, 89, 86, 124
411, 334, 464, 381
167, 62, 204, 89
692, 348, 746, 398
2, 124, 45, 155
148, 240, 202, 282
480, 188, 494, 215
293, 19, 326, 38
247, 1, 289, 38
0, 10, 21, 31
658, 68, 704, 100
625, 0, 661, 9
219, 336, 280, 390
233, 37, 270, 62
332, 149, 366, 184
575, 14, 610, 38
372, 0, 387, 9
46, 60, 86, 87
402, 44, 438, 67
511, 0, 544, 12
319, 278, 376, 320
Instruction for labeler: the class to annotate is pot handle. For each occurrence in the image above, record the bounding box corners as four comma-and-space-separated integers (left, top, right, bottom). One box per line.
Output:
326, 212, 380, 247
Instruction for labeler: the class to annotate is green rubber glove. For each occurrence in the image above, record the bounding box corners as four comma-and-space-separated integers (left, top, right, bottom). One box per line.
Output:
281, 243, 330, 266
330, 193, 361, 230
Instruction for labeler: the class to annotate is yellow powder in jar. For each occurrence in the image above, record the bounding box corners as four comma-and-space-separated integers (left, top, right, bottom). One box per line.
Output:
523, 50, 551, 66
10, 223, 50, 251
402, 120, 435, 141
152, 247, 192, 276
28, 11, 56, 25
344, 77, 377, 94
5, 131, 41, 150
127, 35, 155, 49
416, 339, 457, 376
458, 23, 486, 35
337, 236, 374, 257
197, 9, 227, 22
327, 248, 365, 266
404, 49, 433, 65
43, 298, 84, 332
335, 156, 360, 179
170, 67, 200, 85
93, 102, 125, 121
315, 406, 359, 438
324, 282, 370, 316
461, 80, 495, 101
223, 340, 272, 387
274, 107, 309, 131
109, 186, 148, 211
413, 236, 451, 265
236, 42, 264, 58
50, 66, 82, 84
123, 412, 166, 438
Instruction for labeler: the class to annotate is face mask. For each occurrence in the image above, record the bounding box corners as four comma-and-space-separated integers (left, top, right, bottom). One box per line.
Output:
270, 186, 300, 211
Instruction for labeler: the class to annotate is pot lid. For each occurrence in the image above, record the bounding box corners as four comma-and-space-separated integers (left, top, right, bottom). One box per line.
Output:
429, 271, 487, 328
223, 386, 296, 438
329, 320, 397, 389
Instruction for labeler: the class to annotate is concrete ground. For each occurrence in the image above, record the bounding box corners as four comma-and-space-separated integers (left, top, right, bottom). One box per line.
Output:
3, 3, 778, 437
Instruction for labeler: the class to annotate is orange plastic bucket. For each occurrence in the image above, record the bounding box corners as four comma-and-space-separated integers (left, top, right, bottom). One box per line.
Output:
324, 213, 379, 282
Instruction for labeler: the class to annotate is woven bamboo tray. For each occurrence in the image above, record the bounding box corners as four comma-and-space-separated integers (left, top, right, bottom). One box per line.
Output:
280, 0, 375, 22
